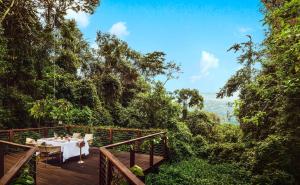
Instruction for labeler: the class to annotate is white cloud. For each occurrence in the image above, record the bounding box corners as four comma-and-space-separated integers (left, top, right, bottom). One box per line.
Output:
109, 22, 129, 37
190, 51, 219, 82
66, 10, 90, 28
200, 51, 219, 75
238, 27, 252, 34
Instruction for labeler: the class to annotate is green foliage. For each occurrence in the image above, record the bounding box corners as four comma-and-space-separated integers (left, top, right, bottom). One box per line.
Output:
192, 135, 208, 158
130, 165, 144, 177
167, 121, 195, 161
146, 158, 251, 185
29, 98, 106, 125
124, 82, 181, 129
211, 123, 242, 143
0, 0, 181, 129
247, 135, 297, 185
207, 142, 245, 164
11, 165, 34, 185
2, 0, 299, 184
186, 110, 219, 138
217, 0, 300, 183
99, 73, 122, 105
174, 88, 204, 119
12, 131, 41, 144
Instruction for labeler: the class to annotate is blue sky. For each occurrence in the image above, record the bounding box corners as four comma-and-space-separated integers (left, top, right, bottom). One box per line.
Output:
67, 0, 265, 93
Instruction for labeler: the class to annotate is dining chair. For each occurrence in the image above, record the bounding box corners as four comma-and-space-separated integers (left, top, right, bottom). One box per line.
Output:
84, 134, 94, 146
38, 144, 62, 167
25, 138, 37, 146
72, 133, 81, 139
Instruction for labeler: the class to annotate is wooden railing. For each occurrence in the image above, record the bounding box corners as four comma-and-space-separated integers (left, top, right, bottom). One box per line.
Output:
0, 126, 167, 185
0, 140, 37, 185
99, 131, 168, 185
0, 126, 65, 143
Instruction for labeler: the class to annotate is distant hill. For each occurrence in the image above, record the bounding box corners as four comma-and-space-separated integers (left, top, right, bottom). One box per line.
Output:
202, 93, 238, 124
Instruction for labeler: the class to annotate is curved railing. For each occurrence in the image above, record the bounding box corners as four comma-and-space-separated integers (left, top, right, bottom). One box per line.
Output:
0, 140, 37, 185
99, 131, 168, 185
0, 126, 168, 185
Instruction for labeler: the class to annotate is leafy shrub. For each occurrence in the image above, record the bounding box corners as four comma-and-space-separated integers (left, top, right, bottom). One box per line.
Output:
186, 110, 219, 138
11, 165, 34, 185
211, 123, 242, 143
192, 135, 208, 158
111, 165, 144, 185
167, 121, 195, 161
207, 142, 245, 163
146, 158, 250, 185
13, 131, 41, 144
252, 169, 295, 185
248, 135, 297, 185
124, 83, 181, 129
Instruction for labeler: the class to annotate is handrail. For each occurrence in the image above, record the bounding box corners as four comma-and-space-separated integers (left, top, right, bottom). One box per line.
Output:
0, 126, 167, 185
104, 131, 166, 149
0, 140, 34, 149
69, 125, 164, 133
0, 126, 64, 132
99, 131, 167, 185
0, 140, 37, 185
100, 148, 144, 185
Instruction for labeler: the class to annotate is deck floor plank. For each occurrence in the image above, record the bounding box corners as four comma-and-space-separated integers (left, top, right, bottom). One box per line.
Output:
4, 150, 164, 185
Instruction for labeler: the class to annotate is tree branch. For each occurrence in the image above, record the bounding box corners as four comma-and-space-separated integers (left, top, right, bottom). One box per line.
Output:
0, 0, 15, 24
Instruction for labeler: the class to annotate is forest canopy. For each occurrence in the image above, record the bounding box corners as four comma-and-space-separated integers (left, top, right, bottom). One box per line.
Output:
0, 0, 299, 185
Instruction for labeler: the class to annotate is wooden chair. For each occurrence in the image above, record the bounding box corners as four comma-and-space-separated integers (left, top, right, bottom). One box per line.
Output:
84, 134, 94, 146
72, 133, 81, 139
38, 144, 62, 166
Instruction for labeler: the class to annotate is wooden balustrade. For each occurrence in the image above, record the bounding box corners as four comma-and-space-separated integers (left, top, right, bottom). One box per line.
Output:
99, 131, 168, 185
0, 126, 167, 185
0, 140, 37, 185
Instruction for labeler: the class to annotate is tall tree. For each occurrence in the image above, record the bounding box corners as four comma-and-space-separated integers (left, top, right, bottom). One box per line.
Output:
175, 89, 204, 120
0, 0, 99, 128
219, 0, 300, 183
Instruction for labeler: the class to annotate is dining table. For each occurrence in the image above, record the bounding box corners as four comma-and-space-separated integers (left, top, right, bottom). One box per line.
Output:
37, 137, 90, 162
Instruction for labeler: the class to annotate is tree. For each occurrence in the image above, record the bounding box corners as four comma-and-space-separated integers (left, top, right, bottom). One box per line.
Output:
175, 89, 204, 120
217, 35, 261, 98
0, 0, 99, 128
219, 0, 300, 183
56, 20, 92, 75
0, 0, 15, 23
124, 82, 180, 129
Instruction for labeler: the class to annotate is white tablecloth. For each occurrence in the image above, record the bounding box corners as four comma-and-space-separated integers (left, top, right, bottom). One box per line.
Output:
37, 138, 89, 162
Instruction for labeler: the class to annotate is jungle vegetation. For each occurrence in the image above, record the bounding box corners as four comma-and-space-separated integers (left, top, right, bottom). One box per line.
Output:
0, 0, 299, 184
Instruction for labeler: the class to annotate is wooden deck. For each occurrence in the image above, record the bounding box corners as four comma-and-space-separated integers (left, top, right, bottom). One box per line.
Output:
4, 150, 164, 185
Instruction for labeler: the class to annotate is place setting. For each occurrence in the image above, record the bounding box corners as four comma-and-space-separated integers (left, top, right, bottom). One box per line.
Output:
26, 132, 93, 165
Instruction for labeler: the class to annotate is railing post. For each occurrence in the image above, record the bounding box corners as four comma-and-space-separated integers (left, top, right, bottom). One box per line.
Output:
65, 125, 71, 135
29, 153, 37, 185
136, 131, 141, 152
107, 160, 113, 185
163, 134, 168, 159
0, 143, 4, 178
8, 130, 14, 142
130, 145, 135, 167
150, 140, 154, 167
43, 128, 48, 138
99, 151, 104, 185
109, 129, 113, 144
84, 126, 90, 133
